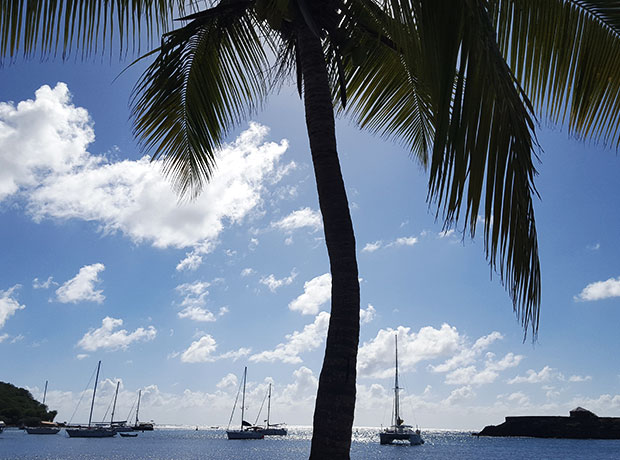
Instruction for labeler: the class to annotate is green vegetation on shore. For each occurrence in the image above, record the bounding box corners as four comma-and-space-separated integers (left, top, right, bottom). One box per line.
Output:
0, 382, 57, 426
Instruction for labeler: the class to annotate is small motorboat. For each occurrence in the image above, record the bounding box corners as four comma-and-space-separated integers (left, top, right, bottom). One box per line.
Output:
120, 433, 138, 437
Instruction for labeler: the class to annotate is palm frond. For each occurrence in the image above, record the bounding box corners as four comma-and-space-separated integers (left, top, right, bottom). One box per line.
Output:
131, 4, 271, 199
343, 0, 541, 337
490, 0, 620, 147
0, 0, 190, 62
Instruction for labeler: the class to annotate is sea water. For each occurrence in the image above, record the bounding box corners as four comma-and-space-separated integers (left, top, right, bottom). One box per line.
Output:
1, 427, 618, 460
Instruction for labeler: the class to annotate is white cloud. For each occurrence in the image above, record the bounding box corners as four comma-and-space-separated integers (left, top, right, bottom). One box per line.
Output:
575, 276, 620, 301
361, 236, 418, 253
77, 317, 156, 351
76, 353, 89, 360
360, 304, 376, 324
288, 273, 331, 315
444, 353, 523, 386
438, 229, 455, 238
508, 365, 556, 384
0, 285, 25, 329
0, 333, 9, 342
569, 375, 592, 382
362, 241, 383, 253
392, 236, 418, 247
1, 85, 288, 262
430, 331, 503, 373
180, 334, 250, 363
272, 208, 322, 233
217, 373, 238, 390
260, 269, 298, 292
443, 385, 475, 405
250, 311, 330, 364
175, 281, 219, 323
0, 83, 94, 201
241, 268, 255, 277
180, 335, 218, 363
56, 263, 105, 304
357, 324, 463, 378
33, 276, 56, 289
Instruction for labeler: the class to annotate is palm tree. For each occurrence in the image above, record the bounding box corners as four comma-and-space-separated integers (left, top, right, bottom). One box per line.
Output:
2, 1, 620, 458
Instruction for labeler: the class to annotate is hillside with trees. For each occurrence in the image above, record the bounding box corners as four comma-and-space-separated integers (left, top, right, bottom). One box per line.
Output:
0, 382, 57, 426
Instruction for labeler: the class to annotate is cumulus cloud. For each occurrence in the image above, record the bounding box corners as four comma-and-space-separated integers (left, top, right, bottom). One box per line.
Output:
508, 365, 557, 384
0, 83, 93, 201
0, 285, 25, 329
361, 241, 382, 253
175, 281, 219, 323
56, 263, 105, 304
77, 317, 156, 351
272, 208, 322, 233
1, 85, 289, 265
358, 324, 463, 378
443, 385, 475, 405
250, 311, 330, 364
575, 276, 620, 301
288, 273, 331, 315
260, 269, 298, 292
241, 268, 255, 277
360, 304, 376, 324
180, 334, 250, 363
444, 353, 523, 386
430, 331, 504, 373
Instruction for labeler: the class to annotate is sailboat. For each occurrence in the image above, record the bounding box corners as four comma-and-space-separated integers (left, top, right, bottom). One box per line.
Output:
379, 335, 424, 446
26, 381, 61, 434
66, 361, 116, 438
226, 367, 264, 440
132, 390, 154, 431
107, 381, 133, 432
257, 384, 287, 436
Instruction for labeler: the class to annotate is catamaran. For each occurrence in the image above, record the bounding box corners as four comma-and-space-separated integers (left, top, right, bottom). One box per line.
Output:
226, 367, 264, 440
66, 361, 116, 438
379, 335, 424, 446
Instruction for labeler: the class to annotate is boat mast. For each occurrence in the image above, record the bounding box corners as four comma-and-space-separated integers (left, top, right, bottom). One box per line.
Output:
88, 361, 101, 428
394, 335, 400, 426
110, 381, 120, 425
135, 390, 142, 426
267, 383, 271, 428
240, 367, 247, 431
43, 380, 48, 405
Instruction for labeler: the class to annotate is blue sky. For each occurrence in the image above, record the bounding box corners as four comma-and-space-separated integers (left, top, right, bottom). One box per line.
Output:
1, 55, 619, 431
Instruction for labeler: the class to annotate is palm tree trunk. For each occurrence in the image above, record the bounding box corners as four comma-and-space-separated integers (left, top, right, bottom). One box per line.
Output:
297, 25, 360, 460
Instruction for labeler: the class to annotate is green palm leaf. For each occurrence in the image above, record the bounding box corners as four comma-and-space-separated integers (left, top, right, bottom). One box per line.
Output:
491, 0, 620, 146
131, 3, 271, 199
343, 0, 541, 336
0, 0, 187, 61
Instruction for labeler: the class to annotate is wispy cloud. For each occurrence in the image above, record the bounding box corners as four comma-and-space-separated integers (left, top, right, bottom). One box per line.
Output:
361, 236, 418, 253
260, 269, 298, 292
507, 365, 557, 384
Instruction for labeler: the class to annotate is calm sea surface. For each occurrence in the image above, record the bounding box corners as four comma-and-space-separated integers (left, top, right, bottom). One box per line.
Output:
1, 427, 618, 460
